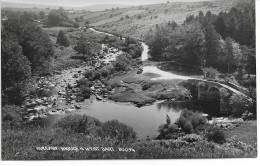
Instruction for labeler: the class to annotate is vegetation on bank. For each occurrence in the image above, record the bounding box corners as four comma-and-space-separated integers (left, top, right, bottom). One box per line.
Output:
2, 106, 257, 159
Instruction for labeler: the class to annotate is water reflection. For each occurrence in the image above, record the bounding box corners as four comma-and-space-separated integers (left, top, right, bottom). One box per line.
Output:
71, 99, 182, 139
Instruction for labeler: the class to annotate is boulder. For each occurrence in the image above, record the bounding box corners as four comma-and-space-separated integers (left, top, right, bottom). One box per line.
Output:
74, 105, 81, 109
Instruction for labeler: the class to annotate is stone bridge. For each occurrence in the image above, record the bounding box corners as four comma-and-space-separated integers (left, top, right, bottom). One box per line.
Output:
188, 79, 252, 102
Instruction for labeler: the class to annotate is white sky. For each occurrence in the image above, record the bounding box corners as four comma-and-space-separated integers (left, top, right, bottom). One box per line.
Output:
2, 0, 212, 7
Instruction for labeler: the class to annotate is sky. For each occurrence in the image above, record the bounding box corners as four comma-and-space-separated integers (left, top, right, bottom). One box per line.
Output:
2, 0, 211, 7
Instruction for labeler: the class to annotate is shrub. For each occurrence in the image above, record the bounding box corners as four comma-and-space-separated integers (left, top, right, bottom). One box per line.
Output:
79, 86, 92, 99
137, 15, 142, 19
102, 120, 137, 142
56, 30, 69, 47
3, 82, 29, 105
114, 55, 131, 71
73, 22, 79, 28
77, 78, 92, 87
182, 120, 194, 134
176, 109, 207, 134
92, 71, 101, 80
229, 94, 253, 117
2, 105, 23, 130
83, 70, 94, 79
101, 68, 109, 77
55, 115, 103, 136
180, 134, 203, 143
202, 67, 220, 79
205, 125, 226, 144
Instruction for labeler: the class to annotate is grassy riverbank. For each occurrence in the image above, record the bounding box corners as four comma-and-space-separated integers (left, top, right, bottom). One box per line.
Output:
2, 111, 257, 160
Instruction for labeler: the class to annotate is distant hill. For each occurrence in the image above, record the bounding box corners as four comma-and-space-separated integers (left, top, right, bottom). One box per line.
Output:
77, 4, 132, 12
1, 2, 132, 11
1, 2, 59, 9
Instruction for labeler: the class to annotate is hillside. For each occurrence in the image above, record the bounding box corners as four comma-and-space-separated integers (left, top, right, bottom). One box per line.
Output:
1, 2, 131, 11
73, 0, 241, 39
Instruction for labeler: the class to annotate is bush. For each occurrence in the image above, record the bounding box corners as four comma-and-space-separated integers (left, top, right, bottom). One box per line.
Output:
77, 78, 92, 87
202, 67, 220, 79
101, 68, 109, 77
73, 22, 79, 28
55, 115, 103, 136
92, 71, 101, 80
114, 55, 131, 71
83, 70, 94, 79
2, 105, 23, 130
176, 109, 207, 134
205, 125, 226, 144
229, 94, 253, 117
79, 86, 92, 99
56, 30, 69, 47
102, 120, 137, 142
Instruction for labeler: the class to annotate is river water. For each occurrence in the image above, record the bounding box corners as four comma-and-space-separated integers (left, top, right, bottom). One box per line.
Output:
44, 28, 207, 139
73, 98, 182, 139
52, 28, 188, 139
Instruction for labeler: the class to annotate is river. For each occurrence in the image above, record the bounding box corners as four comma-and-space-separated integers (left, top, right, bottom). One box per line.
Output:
44, 28, 247, 139
66, 28, 192, 139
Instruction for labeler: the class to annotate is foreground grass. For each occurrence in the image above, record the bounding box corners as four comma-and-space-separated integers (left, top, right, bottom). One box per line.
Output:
2, 127, 257, 160
2, 112, 257, 160
224, 120, 257, 145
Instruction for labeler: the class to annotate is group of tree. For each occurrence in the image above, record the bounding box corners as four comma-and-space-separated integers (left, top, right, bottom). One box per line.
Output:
102, 36, 143, 59
47, 7, 69, 26
2, 11, 54, 105
145, 0, 255, 74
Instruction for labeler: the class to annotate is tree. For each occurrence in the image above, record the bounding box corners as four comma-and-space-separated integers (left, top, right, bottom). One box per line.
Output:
229, 94, 252, 117
114, 55, 131, 71
74, 37, 92, 59
1, 30, 32, 105
224, 37, 242, 73
85, 20, 90, 26
47, 7, 68, 26
20, 23, 54, 73
39, 11, 45, 19
56, 30, 69, 47
1, 34, 31, 89
203, 22, 223, 67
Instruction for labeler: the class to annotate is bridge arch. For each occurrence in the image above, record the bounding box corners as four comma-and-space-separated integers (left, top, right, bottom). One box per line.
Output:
208, 86, 220, 93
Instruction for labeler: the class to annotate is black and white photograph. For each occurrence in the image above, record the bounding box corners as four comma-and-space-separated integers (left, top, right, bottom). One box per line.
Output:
1, 0, 257, 160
